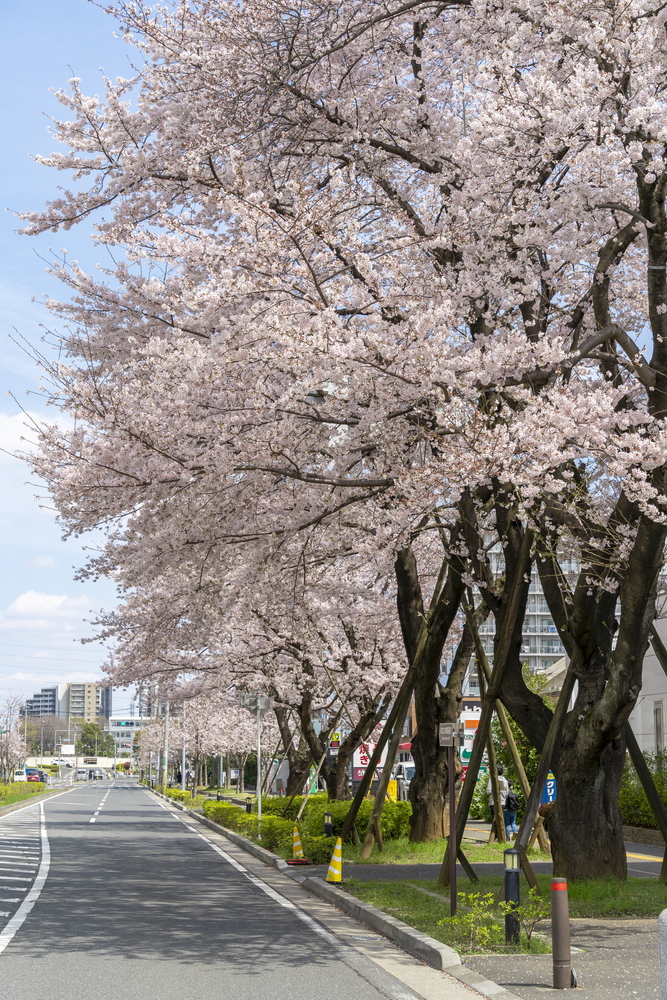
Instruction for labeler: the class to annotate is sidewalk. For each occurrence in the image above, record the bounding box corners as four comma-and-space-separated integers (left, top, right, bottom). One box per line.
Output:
464, 917, 658, 999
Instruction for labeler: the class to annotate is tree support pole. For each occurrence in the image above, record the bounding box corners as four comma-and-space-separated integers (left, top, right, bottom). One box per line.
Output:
341, 549, 456, 844
625, 723, 667, 883
479, 668, 506, 844
513, 664, 577, 891
339, 656, 416, 842
439, 529, 533, 887
360, 693, 416, 857
467, 600, 550, 854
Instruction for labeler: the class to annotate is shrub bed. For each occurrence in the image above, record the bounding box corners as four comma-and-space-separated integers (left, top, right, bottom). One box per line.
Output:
619, 752, 667, 829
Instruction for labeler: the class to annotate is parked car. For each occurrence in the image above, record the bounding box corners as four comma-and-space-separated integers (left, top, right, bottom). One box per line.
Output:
26, 772, 41, 782
12, 769, 27, 782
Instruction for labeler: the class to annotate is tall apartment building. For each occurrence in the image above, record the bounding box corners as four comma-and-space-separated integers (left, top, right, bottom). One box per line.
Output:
22, 684, 69, 718
21, 682, 112, 722
462, 547, 570, 696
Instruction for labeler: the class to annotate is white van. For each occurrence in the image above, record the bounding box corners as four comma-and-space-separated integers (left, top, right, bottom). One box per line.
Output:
75, 768, 89, 781
13, 770, 27, 782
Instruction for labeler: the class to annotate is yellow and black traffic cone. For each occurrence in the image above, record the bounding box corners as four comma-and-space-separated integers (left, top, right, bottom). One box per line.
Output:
325, 836, 343, 883
287, 825, 309, 866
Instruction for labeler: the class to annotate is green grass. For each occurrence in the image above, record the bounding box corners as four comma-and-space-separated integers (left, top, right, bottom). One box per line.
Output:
340, 835, 550, 866
344, 879, 551, 955
343, 871, 667, 956
0, 784, 49, 808
408, 874, 667, 918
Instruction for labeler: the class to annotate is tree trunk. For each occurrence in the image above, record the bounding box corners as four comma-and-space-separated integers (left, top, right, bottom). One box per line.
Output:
273, 705, 313, 797
394, 534, 470, 842
549, 736, 627, 879
325, 749, 354, 800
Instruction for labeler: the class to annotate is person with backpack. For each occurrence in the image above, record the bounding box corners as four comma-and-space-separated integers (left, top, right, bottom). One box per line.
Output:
486, 765, 509, 824
504, 782, 521, 839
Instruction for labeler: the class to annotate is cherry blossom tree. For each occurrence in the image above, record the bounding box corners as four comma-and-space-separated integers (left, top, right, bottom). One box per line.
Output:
22, 0, 667, 876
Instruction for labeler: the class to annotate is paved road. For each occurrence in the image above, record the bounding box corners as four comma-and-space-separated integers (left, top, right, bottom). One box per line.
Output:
0, 781, 477, 1000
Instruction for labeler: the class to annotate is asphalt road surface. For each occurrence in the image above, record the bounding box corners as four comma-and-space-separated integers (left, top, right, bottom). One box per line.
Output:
0, 781, 464, 1000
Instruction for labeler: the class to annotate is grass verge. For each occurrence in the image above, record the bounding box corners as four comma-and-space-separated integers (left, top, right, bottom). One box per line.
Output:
340, 836, 550, 866
0, 784, 50, 808
344, 878, 550, 955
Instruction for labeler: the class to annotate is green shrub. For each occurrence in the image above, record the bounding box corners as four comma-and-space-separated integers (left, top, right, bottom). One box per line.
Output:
164, 789, 191, 803
0, 782, 46, 801
469, 773, 492, 822
257, 815, 294, 853
300, 834, 337, 865
618, 752, 667, 828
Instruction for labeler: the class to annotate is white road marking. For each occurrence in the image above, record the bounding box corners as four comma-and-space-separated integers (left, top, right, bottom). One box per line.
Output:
89, 788, 112, 823
0, 899, 20, 903
0, 888, 26, 892
159, 799, 355, 950
0, 803, 49, 956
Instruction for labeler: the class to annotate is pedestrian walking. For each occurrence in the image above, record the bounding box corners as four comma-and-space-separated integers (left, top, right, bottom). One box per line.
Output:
504, 782, 520, 839
487, 765, 509, 823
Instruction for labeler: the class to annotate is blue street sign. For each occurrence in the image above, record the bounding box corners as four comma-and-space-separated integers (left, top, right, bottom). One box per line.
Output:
541, 771, 557, 804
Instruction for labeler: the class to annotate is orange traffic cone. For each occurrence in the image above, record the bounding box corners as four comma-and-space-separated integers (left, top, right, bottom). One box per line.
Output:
325, 836, 343, 883
287, 825, 309, 866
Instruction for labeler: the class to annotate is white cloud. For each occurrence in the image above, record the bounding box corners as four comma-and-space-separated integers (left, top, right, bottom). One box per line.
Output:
7, 591, 91, 618
0, 412, 41, 461
32, 555, 57, 569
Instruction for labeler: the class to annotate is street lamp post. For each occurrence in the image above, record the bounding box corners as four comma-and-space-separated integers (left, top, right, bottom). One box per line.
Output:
181, 702, 186, 792
237, 691, 271, 824
162, 701, 170, 793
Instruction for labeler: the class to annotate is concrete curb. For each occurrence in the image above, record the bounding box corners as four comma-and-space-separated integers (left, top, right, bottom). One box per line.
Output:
146, 788, 524, 999
302, 875, 461, 970
623, 825, 665, 847
0, 785, 73, 818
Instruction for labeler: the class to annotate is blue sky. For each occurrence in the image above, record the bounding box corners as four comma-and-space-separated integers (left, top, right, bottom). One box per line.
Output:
0, 2, 137, 712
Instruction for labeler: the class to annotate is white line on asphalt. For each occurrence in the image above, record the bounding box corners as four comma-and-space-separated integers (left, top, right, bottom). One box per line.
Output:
0, 877, 32, 882
89, 788, 112, 823
0, 913, 9, 918
0, 803, 50, 956
0, 899, 19, 903
0, 888, 26, 892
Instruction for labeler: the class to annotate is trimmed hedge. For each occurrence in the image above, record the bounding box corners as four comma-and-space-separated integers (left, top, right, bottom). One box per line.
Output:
618, 753, 667, 829
202, 794, 411, 861
202, 801, 339, 863
0, 782, 46, 802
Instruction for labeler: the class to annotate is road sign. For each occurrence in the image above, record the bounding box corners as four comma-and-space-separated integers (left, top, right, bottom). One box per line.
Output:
541, 771, 557, 804
237, 692, 271, 716
329, 732, 341, 755
438, 722, 464, 747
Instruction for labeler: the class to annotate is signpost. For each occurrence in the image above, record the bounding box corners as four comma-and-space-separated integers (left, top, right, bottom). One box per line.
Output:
237, 691, 271, 822
439, 722, 465, 916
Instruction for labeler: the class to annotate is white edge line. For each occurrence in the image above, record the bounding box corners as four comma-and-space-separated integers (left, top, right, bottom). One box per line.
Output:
0, 803, 50, 956
143, 788, 342, 947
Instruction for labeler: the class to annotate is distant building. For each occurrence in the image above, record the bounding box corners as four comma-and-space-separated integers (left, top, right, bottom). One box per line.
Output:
22, 684, 68, 718
108, 716, 150, 757
629, 619, 667, 756
22, 682, 112, 723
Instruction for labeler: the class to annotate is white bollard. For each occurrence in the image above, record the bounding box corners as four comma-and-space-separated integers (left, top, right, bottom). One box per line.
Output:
659, 909, 667, 999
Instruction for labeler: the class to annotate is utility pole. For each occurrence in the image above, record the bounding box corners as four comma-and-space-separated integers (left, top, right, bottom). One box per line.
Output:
181, 702, 186, 792
162, 701, 170, 793
256, 701, 262, 824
